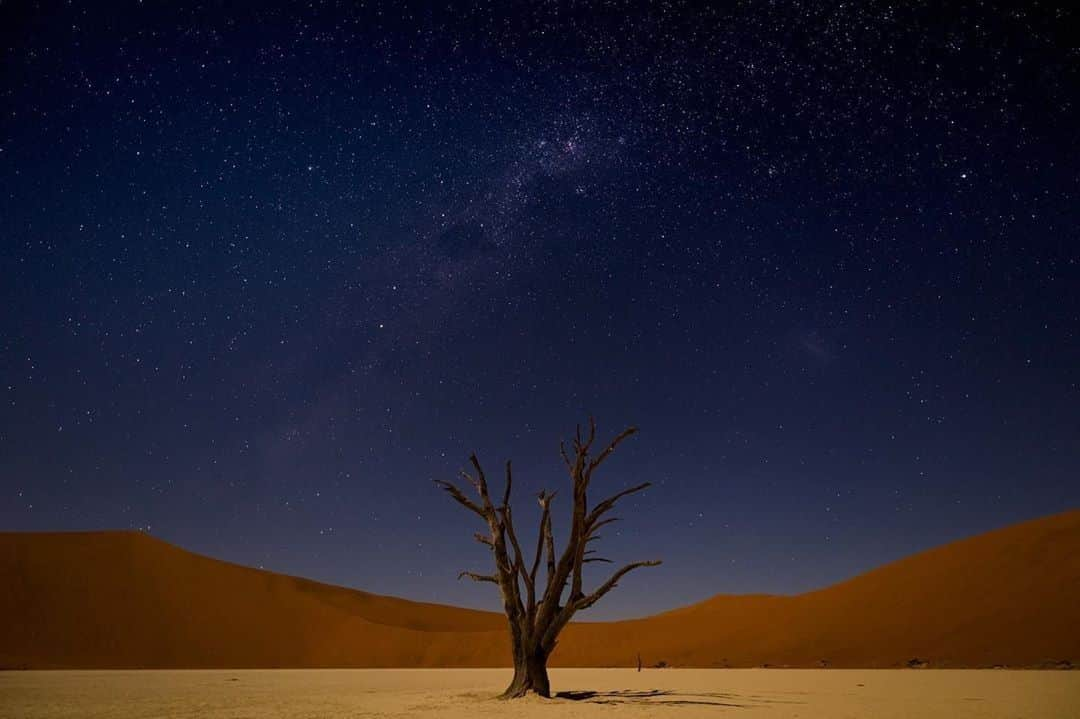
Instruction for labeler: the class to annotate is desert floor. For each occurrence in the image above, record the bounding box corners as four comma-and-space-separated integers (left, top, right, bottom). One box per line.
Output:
1, 668, 1078, 718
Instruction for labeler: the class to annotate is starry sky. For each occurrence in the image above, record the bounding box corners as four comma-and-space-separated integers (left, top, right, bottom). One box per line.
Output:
1, 1, 1077, 619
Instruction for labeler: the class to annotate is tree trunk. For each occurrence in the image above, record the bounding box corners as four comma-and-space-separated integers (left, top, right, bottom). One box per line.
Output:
501, 646, 551, 699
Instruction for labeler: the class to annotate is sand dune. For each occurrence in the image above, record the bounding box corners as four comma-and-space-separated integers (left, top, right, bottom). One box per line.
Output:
1, 510, 1078, 669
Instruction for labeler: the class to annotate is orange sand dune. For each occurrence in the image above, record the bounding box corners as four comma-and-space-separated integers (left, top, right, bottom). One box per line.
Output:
2, 511, 1078, 669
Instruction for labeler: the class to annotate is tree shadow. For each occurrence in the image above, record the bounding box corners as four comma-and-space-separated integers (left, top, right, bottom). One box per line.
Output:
555, 689, 746, 707
555, 688, 810, 708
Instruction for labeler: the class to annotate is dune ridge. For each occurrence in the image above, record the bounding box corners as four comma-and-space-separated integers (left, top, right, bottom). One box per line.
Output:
2, 510, 1078, 669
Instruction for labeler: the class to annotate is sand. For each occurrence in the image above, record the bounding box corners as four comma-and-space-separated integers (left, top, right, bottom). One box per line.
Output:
1, 668, 1077, 718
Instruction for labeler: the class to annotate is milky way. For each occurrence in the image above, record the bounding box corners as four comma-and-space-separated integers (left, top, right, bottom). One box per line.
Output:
1, 1, 1077, 618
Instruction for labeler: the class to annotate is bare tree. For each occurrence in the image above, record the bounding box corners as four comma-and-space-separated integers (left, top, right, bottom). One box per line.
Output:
436, 418, 661, 698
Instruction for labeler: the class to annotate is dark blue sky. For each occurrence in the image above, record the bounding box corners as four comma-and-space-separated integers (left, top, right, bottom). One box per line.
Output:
1, 1, 1077, 619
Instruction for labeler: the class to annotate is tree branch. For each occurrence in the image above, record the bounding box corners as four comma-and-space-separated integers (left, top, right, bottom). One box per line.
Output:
458, 570, 498, 584
587, 482, 651, 526
468, 454, 496, 513
464, 454, 526, 624
585, 426, 638, 480
572, 417, 597, 455
576, 560, 662, 610
501, 460, 513, 509
433, 479, 486, 518
544, 498, 556, 580
498, 461, 534, 609
587, 516, 621, 537
537, 421, 597, 631
559, 441, 572, 473
530, 491, 554, 586
501, 505, 532, 589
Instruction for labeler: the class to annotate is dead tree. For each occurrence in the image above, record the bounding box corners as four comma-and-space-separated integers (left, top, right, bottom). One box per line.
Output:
436, 418, 661, 698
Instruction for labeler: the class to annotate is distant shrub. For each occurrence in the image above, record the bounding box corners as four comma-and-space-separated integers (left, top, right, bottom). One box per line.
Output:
1038, 659, 1074, 670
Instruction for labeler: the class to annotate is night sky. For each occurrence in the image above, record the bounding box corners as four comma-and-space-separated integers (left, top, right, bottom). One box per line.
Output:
2, 1, 1077, 619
